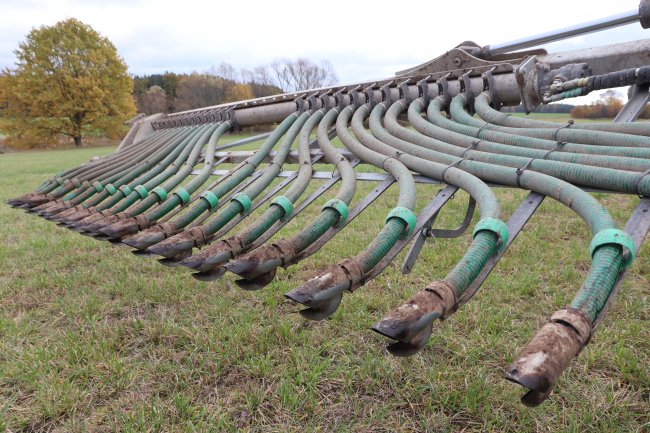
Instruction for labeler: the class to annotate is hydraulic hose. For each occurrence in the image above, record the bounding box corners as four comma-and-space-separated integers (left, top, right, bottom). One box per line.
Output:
470, 94, 650, 147
418, 98, 650, 196
475, 92, 650, 136
451, 95, 650, 162
55, 128, 191, 223
100, 113, 299, 239
225, 105, 357, 290
284, 103, 417, 321
152, 109, 323, 261
77, 126, 207, 234
38, 128, 175, 210
97, 124, 217, 238
70, 128, 195, 226
133, 111, 313, 253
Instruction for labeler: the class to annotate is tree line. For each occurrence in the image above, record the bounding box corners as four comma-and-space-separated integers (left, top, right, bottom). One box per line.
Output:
133, 59, 338, 115
0, 18, 338, 148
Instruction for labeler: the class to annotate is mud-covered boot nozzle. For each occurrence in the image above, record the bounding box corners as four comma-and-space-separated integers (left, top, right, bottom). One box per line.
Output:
504, 308, 592, 407
285, 262, 360, 321
371, 281, 457, 357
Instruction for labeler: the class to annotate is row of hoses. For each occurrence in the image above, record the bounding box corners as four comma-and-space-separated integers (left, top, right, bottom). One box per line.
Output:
9, 85, 650, 407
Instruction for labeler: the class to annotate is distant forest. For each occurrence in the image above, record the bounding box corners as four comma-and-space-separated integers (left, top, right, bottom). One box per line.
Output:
132, 59, 337, 115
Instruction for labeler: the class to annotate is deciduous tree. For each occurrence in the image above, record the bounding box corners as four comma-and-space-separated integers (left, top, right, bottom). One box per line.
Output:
269, 58, 338, 92
3, 18, 135, 147
136, 85, 168, 115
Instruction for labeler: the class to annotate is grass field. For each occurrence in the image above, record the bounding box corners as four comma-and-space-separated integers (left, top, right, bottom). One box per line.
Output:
0, 143, 648, 432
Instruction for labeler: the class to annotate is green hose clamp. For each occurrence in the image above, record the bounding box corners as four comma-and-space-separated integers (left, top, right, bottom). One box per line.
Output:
271, 195, 293, 221
152, 186, 168, 202
173, 187, 191, 204
386, 206, 417, 239
590, 228, 636, 270
473, 217, 509, 252
323, 199, 349, 225
119, 185, 132, 196
201, 191, 219, 210
105, 183, 117, 195
232, 193, 252, 214
134, 185, 148, 199
93, 181, 104, 193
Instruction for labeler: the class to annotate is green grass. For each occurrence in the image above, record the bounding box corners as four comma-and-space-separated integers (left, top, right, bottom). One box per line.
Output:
0, 146, 648, 432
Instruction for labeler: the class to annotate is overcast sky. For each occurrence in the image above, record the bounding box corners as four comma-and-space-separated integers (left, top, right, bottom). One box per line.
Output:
1, 0, 647, 103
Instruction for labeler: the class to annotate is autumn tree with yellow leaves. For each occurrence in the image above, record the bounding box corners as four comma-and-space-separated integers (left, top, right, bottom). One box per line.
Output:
1, 18, 135, 147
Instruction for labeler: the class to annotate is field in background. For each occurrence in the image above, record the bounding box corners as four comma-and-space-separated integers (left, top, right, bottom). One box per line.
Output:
0, 144, 648, 432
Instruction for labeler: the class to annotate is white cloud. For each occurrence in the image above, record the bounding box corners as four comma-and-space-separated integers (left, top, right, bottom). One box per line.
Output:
0, 0, 646, 90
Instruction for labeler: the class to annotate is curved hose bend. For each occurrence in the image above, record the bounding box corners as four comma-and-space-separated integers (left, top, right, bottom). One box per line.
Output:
227, 105, 357, 290
144, 110, 316, 259
181, 109, 327, 275
283, 103, 416, 320
355, 100, 504, 356
409, 96, 631, 406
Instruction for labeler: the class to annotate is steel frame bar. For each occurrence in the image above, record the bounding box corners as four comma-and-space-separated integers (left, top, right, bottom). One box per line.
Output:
208, 155, 324, 241
285, 170, 392, 263
366, 184, 460, 280
401, 188, 475, 274
248, 159, 362, 252
457, 192, 546, 306
593, 197, 650, 329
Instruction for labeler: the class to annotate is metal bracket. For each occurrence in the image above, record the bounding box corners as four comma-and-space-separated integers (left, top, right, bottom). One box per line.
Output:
436, 74, 452, 112
367, 184, 463, 280
482, 67, 501, 111
514, 56, 539, 114
460, 71, 476, 114
402, 190, 476, 273
614, 83, 650, 122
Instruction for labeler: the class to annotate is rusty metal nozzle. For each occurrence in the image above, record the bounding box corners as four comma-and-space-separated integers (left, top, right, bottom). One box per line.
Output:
148, 227, 207, 259
122, 222, 179, 250
81, 213, 120, 235
7, 192, 46, 207
100, 216, 148, 239
38, 202, 69, 217
60, 208, 93, 223
372, 281, 456, 357
226, 240, 296, 290
505, 308, 592, 407
12, 193, 50, 208
181, 238, 237, 272
284, 263, 356, 321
